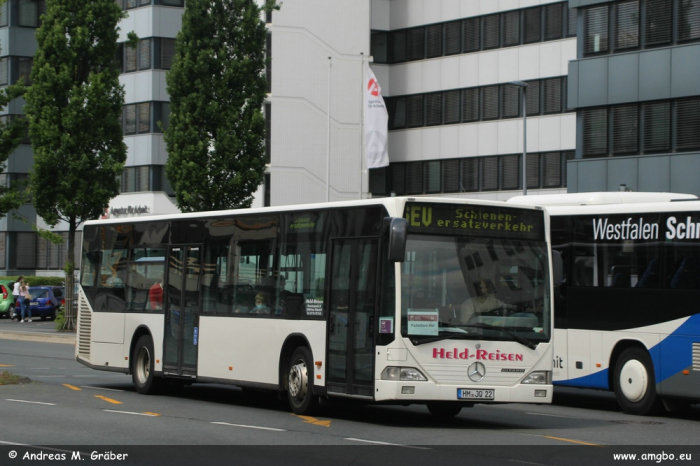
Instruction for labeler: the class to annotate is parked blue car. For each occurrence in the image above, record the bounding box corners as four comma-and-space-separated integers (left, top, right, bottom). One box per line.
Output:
14, 286, 63, 321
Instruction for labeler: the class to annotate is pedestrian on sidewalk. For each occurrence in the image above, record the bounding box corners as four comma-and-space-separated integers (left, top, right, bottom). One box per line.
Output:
11, 275, 23, 321
19, 279, 31, 323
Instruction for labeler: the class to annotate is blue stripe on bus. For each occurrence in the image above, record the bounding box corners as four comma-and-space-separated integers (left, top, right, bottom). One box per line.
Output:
553, 315, 700, 390
653, 314, 700, 383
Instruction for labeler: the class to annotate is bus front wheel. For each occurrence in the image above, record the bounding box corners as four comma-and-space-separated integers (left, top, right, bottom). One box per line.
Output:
132, 335, 163, 395
613, 347, 661, 415
287, 347, 319, 415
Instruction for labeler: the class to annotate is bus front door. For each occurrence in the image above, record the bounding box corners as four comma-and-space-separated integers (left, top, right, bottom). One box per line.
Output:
326, 239, 379, 398
163, 245, 202, 379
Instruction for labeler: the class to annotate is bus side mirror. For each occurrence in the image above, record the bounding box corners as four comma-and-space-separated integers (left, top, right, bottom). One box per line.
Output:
552, 250, 564, 286
385, 217, 407, 263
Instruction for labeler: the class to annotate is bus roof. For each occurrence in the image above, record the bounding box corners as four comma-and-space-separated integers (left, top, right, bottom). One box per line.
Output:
506, 192, 698, 207
86, 196, 544, 226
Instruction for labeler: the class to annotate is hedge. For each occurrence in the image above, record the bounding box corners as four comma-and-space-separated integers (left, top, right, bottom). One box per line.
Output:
0, 276, 65, 286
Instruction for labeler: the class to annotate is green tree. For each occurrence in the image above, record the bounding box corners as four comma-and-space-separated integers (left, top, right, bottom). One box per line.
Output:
165, 0, 276, 212
24, 0, 133, 330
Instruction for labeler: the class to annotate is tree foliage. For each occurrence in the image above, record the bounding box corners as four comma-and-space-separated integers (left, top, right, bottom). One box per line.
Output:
165, 0, 276, 212
24, 0, 132, 329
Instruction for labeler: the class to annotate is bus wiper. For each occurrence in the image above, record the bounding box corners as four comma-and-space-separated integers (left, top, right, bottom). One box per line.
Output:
461, 324, 538, 350
410, 333, 474, 346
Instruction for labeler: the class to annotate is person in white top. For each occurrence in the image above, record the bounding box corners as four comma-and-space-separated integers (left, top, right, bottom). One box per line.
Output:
11, 275, 23, 321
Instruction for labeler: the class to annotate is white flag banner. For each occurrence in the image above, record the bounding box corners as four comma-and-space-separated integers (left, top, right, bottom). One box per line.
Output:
364, 62, 389, 169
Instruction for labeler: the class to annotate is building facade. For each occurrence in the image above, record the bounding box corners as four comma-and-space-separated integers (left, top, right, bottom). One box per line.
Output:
4, 0, 699, 275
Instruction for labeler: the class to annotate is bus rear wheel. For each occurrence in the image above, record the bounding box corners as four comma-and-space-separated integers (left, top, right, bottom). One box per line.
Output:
287, 347, 319, 415
132, 335, 163, 395
613, 347, 661, 415
427, 403, 463, 418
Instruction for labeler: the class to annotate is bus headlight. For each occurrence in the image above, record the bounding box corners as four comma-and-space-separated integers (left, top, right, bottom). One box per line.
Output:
521, 371, 549, 384
381, 367, 427, 381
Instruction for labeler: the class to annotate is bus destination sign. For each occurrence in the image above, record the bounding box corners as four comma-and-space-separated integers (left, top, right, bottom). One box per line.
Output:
403, 202, 545, 240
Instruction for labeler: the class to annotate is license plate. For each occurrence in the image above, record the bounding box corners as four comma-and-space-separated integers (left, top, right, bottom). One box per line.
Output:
30, 302, 38, 306
457, 389, 494, 400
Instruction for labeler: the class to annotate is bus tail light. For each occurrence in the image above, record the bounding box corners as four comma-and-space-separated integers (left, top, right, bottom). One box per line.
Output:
381, 367, 427, 381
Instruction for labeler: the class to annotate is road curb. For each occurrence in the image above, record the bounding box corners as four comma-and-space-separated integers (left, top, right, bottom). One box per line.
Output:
0, 330, 75, 345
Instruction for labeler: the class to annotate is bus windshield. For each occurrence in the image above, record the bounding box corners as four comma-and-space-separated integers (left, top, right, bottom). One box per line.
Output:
400, 234, 551, 345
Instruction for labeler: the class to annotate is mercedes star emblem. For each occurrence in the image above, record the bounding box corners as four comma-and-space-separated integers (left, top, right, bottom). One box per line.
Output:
468, 362, 486, 382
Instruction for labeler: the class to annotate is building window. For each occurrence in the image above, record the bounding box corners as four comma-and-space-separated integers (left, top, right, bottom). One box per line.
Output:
371, 2, 572, 64
611, 105, 639, 155
0, 58, 8, 86
643, 101, 670, 153
583, 0, 700, 56
524, 7, 542, 43
584, 5, 609, 54
614, 1, 640, 50
0, 1, 8, 27
18, 0, 45, 28
18, 57, 32, 85
582, 108, 608, 157
388, 77, 569, 131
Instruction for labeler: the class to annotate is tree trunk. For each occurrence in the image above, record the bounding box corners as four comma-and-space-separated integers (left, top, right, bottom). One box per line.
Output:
62, 218, 77, 331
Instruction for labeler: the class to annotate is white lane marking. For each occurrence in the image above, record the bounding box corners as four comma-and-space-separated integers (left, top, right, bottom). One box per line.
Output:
525, 412, 579, 419
212, 422, 286, 432
79, 386, 125, 392
344, 438, 430, 450
6, 399, 56, 406
33, 375, 66, 378
104, 410, 159, 417
71, 375, 101, 378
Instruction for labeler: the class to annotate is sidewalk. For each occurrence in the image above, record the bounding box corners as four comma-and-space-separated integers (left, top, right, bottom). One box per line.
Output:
0, 329, 75, 345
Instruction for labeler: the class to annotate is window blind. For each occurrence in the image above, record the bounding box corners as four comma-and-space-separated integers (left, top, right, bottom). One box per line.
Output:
463, 17, 480, 52
426, 24, 443, 58
482, 86, 500, 120
543, 152, 562, 187
483, 15, 500, 49
444, 21, 462, 55
645, 0, 671, 46
524, 7, 542, 43
406, 95, 424, 128
406, 162, 423, 194
503, 10, 520, 46
544, 3, 563, 40
461, 158, 479, 191
582, 108, 608, 156
443, 159, 460, 192
407, 27, 425, 61
425, 93, 442, 126
584, 5, 609, 54
501, 155, 519, 190
462, 88, 479, 122
679, 0, 700, 41
676, 98, 700, 150
481, 157, 498, 190
614, 1, 640, 50
642, 101, 670, 152
443, 90, 460, 124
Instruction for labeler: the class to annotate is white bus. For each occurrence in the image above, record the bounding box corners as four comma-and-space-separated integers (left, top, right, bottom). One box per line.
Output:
76, 197, 555, 416
509, 192, 700, 415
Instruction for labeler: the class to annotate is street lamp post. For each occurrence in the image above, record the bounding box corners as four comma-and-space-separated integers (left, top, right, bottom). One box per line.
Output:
509, 81, 528, 196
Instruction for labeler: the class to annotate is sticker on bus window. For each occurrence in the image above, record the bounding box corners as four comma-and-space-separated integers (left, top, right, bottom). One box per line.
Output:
305, 298, 323, 316
407, 309, 439, 336
379, 317, 394, 334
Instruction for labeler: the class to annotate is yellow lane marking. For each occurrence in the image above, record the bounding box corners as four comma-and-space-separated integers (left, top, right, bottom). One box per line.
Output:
0, 364, 13, 367
543, 435, 604, 447
63, 384, 81, 391
94, 395, 122, 405
142, 412, 161, 417
293, 414, 331, 427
